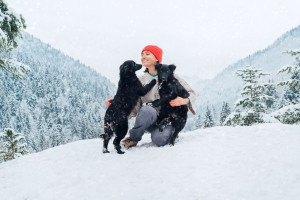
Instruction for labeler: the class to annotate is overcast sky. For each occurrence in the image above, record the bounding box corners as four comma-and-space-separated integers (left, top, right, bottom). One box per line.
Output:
6, 0, 300, 83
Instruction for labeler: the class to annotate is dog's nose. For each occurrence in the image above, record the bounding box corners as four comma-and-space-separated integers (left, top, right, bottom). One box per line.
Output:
136, 64, 142, 70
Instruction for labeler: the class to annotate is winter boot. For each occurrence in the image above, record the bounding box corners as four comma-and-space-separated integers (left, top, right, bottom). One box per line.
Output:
121, 136, 138, 148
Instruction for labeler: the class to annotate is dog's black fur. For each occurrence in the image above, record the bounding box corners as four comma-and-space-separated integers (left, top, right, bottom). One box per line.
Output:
150, 64, 189, 146
100, 60, 156, 154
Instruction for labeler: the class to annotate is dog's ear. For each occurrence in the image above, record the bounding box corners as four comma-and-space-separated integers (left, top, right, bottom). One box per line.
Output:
120, 63, 129, 77
128, 60, 135, 67
155, 64, 162, 71
169, 64, 176, 72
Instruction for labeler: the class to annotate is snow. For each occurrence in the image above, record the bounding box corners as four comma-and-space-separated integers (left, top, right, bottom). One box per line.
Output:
261, 114, 281, 123
1, 123, 300, 200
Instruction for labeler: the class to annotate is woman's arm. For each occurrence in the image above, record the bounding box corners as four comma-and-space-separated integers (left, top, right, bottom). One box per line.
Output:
169, 97, 189, 106
105, 98, 113, 107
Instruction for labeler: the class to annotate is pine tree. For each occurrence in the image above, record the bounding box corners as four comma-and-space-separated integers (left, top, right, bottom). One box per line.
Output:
263, 80, 278, 111
225, 56, 270, 126
0, 0, 30, 79
212, 105, 219, 126
204, 106, 215, 128
278, 50, 300, 105
274, 49, 300, 124
195, 114, 202, 129
220, 102, 231, 125
278, 50, 300, 91
0, 128, 28, 162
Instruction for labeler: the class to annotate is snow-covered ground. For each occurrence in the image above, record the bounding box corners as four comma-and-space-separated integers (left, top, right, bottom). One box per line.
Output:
1, 123, 300, 200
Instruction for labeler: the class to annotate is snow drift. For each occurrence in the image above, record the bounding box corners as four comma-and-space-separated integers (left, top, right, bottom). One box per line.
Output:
1, 123, 300, 200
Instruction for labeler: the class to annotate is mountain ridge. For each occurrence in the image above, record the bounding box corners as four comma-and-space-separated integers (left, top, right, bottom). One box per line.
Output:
0, 32, 117, 152
194, 24, 300, 113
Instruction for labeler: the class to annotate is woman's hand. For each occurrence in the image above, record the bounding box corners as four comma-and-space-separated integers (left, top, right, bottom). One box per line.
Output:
169, 97, 189, 107
105, 98, 113, 107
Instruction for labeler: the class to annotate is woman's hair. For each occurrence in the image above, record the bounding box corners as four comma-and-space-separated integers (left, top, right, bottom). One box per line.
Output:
144, 61, 159, 73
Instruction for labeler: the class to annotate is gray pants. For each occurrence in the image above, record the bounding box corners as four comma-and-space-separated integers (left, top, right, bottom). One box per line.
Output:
129, 106, 174, 146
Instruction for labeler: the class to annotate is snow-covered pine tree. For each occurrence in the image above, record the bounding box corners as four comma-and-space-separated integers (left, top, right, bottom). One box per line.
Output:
203, 106, 215, 128
212, 105, 219, 126
220, 101, 231, 125
224, 56, 270, 126
0, 0, 30, 79
0, 128, 28, 162
274, 49, 300, 124
263, 80, 278, 112
195, 113, 202, 129
278, 50, 300, 103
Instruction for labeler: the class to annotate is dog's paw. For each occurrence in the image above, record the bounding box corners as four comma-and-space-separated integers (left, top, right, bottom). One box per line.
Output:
102, 148, 110, 153
169, 139, 175, 146
115, 146, 125, 154
152, 102, 159, 107
150, 79, 157, 85
117, 149, 125, 154
151, 100, 160, 107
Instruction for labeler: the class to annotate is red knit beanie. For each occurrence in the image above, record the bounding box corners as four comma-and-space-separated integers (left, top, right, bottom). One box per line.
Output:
141, 45, 163, 63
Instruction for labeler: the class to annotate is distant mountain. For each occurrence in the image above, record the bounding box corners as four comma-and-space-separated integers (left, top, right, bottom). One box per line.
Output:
194, 25, 300, 115
0, 32, 116, 152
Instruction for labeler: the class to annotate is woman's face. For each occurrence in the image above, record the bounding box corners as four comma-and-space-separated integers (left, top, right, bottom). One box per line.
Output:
141, 51, 158, 68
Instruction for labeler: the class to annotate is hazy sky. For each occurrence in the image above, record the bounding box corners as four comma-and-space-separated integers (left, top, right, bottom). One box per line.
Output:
6, 0, 300, 83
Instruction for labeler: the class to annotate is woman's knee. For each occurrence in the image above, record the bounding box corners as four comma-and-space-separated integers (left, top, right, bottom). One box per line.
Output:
151, 125, 173, 147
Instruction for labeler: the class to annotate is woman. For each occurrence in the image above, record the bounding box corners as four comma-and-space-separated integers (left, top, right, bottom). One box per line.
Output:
106, 45, 196, 147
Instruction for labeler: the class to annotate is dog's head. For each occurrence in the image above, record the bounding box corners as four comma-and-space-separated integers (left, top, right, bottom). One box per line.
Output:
120, 60, 142, 78
155, 64, 176, 82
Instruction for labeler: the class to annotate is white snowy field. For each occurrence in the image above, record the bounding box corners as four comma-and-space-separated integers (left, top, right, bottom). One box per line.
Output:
1, 124, 300, 200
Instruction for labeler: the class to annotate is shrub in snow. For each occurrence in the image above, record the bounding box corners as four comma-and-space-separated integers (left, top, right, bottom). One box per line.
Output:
0, 0, 30, 79
271, 104, 300, 124
0, 128, 28, 162
224, 110, 264, 126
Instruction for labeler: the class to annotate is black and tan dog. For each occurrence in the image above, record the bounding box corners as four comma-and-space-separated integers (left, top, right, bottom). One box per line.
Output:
150, 64, 189, 146
100, 60, 156, 154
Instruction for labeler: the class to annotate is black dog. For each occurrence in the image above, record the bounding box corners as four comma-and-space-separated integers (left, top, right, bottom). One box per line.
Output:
100, 60, 156, 154
150, 64, 189, 146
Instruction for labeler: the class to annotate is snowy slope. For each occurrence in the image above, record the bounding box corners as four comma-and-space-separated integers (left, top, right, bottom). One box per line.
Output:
1, 124, 300, 200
